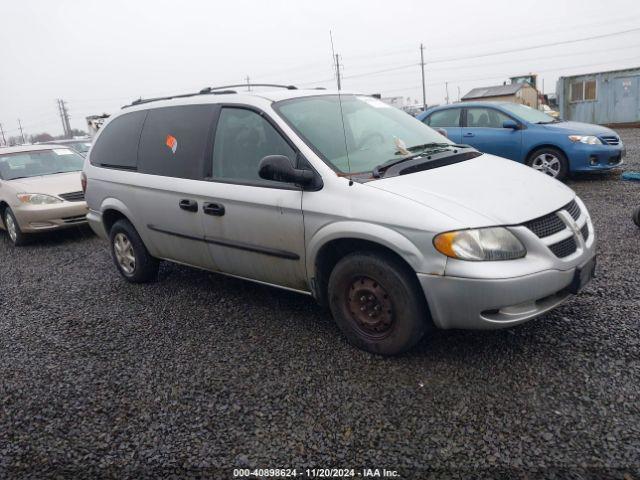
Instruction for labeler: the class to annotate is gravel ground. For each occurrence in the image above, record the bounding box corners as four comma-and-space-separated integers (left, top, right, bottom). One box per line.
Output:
1, 129, 639, 479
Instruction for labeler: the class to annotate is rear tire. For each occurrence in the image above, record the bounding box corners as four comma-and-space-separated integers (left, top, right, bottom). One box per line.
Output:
3, 208, 28, 246
328, 251, 428, 355
633, 206, 640, 228
526, 147, 569, 181
109, 219, 159, 283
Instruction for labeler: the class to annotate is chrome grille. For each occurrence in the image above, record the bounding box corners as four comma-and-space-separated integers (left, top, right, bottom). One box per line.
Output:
549, 236, 577, 258
524, 199, 584, 259
581, 223, 589, 241
565, 200, 580, 221
599, 135, 620, 145
58, 191, 85, 202
524, 213, 565, 238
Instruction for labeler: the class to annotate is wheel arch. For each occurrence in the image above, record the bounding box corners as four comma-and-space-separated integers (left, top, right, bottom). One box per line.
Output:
525, 143, 569, 163
307, 222, 428, 307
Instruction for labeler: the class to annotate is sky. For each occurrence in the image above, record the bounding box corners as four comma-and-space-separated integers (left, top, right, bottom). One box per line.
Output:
1, 0, 640, 139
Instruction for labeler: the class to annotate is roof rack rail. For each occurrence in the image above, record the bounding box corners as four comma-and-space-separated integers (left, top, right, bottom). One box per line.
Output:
122, 88, 239, 109
199, 83, 297, 94
122, 83, 297, 109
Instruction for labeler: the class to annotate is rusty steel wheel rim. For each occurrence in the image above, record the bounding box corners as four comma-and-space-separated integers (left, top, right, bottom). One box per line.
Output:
346, 276, 394, 339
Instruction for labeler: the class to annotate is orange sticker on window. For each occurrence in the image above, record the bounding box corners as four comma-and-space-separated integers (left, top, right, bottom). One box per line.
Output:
165, 134, 177, 154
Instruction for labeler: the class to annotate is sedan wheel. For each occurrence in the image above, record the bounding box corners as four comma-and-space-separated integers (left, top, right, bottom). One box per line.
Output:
5, 212, 18, 243
531, 153, 562, 177
113, 232, 136, 275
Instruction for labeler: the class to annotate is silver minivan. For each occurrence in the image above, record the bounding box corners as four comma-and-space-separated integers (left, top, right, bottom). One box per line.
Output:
83, 86, 596, 355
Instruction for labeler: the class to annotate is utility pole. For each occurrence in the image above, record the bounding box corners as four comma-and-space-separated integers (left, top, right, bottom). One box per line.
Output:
0, 123, 5, 146
57, 99, 72, 138
457, 86, 461, 102
245, 76, 251, 91
334, 54, 342, 91
420, 43, 426, 110
445, 82, 450, 105
17, 119, 25, 144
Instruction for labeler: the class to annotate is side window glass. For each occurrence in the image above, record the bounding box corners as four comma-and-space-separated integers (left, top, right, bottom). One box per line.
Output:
425, 109, 460, 127
467, 108, 511, 128
90, 110, 147, 169
212, 108, 296, 184
138, 105, 216, 180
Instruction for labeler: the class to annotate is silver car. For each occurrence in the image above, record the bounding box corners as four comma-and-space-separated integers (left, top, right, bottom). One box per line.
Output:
0, 144, 88, 246
83, 87, 596, 355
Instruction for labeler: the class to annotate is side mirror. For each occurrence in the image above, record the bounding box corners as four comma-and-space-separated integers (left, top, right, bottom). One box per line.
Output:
502, 119, 519, 130
259, 155, 315, 186
435, 127, 448, 138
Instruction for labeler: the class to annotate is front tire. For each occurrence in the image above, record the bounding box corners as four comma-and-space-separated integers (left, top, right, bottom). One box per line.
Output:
3, 208, 28, 246
633, 206, 640, 228
328, 251, 428, 355
526, 147, 569, 181
109, 219, 159, 283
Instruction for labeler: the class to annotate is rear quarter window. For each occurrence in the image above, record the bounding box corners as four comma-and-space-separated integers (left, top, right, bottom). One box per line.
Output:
90, 110, 147, 169
138, 105, 217, 180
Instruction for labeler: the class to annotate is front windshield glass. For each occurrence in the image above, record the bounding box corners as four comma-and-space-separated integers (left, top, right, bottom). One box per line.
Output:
275, 95, 451, 173
501, 103, 557, 124
0, 148, 84, 180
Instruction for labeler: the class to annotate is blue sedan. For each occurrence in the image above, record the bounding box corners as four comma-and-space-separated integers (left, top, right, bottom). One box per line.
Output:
417, 102, 625, 180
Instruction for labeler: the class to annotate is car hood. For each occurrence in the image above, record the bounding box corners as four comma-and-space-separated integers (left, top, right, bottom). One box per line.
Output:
6, 171, 82, 196
367, 154, 574, 227
541, 120, 617, 136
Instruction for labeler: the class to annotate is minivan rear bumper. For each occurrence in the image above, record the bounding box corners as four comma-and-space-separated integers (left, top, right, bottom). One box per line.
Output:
417, 264, 591, 330
87, 209, 108, 239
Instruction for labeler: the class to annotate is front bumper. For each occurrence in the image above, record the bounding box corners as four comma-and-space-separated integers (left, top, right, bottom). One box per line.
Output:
10, 202, 88, 233
568, 142, 625, 171
418, 267, 583, 330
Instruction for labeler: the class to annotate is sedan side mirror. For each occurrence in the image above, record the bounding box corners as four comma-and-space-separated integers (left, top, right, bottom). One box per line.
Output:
502, 119, 519, 130
435, 127, 448, 138
259, 155, 315, 186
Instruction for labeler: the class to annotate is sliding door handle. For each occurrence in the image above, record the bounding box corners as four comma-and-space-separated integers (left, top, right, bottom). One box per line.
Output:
179, 199, 198, 212
203, 202, 225, 216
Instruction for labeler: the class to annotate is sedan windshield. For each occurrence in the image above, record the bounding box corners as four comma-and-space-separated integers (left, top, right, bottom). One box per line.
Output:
501, 103, 559, 124
274, 95, 452, 173
0, 149, 84, 180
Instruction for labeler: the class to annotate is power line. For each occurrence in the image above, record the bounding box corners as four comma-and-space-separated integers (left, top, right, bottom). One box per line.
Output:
428, 26, 640, 64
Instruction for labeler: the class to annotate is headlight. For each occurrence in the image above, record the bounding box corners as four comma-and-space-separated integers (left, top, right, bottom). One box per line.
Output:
568, 135, 602, 145
433, 227, 526, 261
16, 193, 62, 205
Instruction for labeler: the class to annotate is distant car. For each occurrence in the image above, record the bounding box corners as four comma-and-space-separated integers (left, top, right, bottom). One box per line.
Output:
47, 138, 93, 156
539, 104, 560, 118
0, 145, 88, 246
417, 102, 624, 180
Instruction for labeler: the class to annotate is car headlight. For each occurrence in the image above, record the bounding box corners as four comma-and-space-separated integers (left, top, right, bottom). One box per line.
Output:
568, 135, 602, 145
16, 193, 62, 205
433, 227, 526, 261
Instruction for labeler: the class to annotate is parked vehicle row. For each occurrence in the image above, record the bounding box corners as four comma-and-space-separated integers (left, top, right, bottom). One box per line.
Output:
76, 88, 597, 355
0, 145, 87, 246
418, 102, 624, 180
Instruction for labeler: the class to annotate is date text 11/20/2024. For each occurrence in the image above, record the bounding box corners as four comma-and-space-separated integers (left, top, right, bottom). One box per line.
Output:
233, 468, 401, 478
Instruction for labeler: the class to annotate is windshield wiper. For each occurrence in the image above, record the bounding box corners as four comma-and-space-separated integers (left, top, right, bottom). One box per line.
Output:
374, 143, 470, 178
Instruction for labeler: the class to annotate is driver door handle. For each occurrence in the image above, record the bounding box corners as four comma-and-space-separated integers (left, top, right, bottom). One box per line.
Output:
203, 202, 225, 216
463, 132, 475, 137
179, 199, 198, 212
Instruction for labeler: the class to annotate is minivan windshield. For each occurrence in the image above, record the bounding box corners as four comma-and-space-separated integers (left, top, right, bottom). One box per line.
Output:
0, 149, 84, 180
500, 103, 559, 124
275, 95, 452, 173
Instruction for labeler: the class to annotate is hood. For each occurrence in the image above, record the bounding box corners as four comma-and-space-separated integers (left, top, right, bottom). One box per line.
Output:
6, 171, 82, 196
541, 120, 617, 136
367, 154, 574, 227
